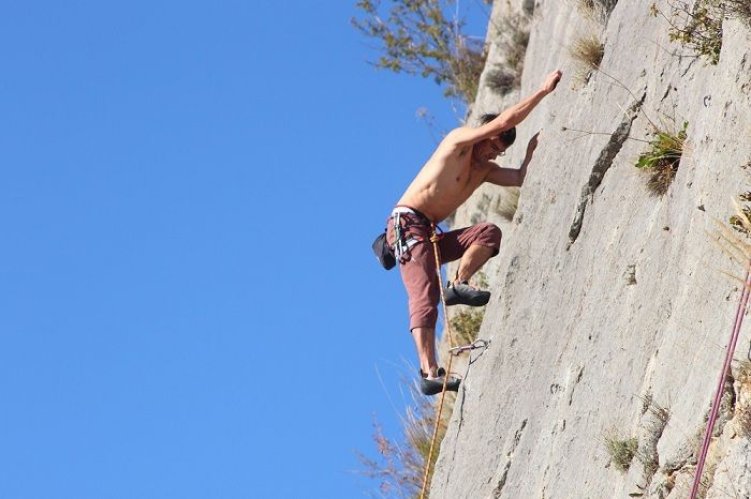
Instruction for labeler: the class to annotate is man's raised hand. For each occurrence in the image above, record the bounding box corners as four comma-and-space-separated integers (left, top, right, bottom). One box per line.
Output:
542, 70, 562, 94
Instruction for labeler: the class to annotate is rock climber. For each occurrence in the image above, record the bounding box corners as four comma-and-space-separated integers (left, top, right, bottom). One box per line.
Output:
386, 69, 562, 395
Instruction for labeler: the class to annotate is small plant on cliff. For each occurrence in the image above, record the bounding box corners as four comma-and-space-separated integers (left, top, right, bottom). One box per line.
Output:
575, 0, 618, 21
650, 0, 723, 64
636, 121, 688, 196
494, 187, 520, 221
605, 435, 639, 471
484, 11, 531, 97
569, 34, 605, 86
735, 361, 751, 437
725, 0, 751, 26
729, 190, 751, 238
352, 0, 487, 103
579, 0, 619, 17
449, 308, 485, 345
716, 194, 751, 289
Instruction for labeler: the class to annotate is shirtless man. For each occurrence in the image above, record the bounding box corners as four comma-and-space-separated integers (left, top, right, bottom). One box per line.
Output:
387, 70, 562, 395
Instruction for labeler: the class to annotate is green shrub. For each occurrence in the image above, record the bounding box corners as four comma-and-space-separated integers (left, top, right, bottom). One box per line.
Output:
650, 1, 723, 64
449, 309, 484, 345
635, 121, 688, 195
352, 0, 486, 103
605, 435, 639, 471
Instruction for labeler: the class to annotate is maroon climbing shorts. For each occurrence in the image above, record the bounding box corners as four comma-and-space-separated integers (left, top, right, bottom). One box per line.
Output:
386, 210, 502, 331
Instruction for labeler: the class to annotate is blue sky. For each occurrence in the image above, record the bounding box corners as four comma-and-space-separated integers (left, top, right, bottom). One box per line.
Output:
0, 2, 491, 497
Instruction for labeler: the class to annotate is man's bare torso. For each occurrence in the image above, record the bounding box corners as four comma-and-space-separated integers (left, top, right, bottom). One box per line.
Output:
397, 140, 491, 222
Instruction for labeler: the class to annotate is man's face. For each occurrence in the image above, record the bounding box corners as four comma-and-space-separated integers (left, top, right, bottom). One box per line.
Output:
474, 137, 508, 162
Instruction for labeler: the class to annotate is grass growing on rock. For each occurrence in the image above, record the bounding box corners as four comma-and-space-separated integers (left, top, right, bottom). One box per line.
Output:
485, 11, 530, 96
569, 34, 605, 86
449, 309, 485, 346
735, 361, 751, 437
725, 0, 751, 26
575, 0, 617, 21
605, 435, 638, 471
730, 191, 751, 237
494, 188, 520, 221
636, 121, 688, 195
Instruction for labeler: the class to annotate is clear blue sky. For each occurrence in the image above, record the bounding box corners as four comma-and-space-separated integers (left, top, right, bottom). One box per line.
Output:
0, 2, 491, 497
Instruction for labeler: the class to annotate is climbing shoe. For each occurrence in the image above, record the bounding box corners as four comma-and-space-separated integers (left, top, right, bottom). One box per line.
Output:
444, 281, 490, 307
419, 368, 461, 396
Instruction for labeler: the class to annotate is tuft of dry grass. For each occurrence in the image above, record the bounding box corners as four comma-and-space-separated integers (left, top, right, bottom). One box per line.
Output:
716, 197, 751, 271
605, 434, 638, 471
358, 379, 452, 497
730, 191, 751, 237
569, 34, 605, 85
575, 0, 615, 23
494, 187, 520, 221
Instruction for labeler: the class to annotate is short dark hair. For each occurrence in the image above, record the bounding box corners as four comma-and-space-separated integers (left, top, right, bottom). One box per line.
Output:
479, 113, 516, 147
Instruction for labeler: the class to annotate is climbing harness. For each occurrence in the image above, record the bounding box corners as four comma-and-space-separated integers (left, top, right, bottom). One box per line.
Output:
391, 207, 435, 263
689, 264, 751, 499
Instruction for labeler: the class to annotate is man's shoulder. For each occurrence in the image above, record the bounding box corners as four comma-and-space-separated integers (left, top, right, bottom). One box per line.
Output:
438, 127, 475, 155
443, 126, 474, 142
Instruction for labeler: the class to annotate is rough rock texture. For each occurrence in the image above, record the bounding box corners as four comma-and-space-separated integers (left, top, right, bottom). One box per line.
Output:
432, 1, 751, 498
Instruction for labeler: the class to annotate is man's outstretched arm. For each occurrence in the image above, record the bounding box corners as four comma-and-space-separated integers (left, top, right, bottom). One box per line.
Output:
450, 70, 561, 148
485, 132, 539, 187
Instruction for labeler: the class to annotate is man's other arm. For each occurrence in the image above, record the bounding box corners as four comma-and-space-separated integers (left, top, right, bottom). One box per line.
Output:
485, 132, 540, 187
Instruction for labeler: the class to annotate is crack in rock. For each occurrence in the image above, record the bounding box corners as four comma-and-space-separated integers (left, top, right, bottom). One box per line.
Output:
491, 419, 528, 498
568, 93, 646, 245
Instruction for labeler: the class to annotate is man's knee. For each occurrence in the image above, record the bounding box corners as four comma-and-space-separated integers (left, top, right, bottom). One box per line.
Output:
474, 222, 502, 252
409, 307, 438, 331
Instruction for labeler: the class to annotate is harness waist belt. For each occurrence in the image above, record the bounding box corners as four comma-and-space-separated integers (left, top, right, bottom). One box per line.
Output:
391, 206, 432, 224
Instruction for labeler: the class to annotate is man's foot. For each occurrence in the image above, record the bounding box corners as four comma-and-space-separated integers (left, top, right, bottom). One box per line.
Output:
419, 368, 461, 396
445, 281, 491, 306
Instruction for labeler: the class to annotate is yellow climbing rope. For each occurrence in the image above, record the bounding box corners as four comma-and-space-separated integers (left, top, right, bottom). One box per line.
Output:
418, 228, 458, 499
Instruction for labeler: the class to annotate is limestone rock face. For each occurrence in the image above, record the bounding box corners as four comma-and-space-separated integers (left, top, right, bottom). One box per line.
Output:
432, 1, 751, 497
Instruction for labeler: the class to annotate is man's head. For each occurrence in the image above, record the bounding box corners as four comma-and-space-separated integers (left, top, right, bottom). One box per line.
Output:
479, 113, 516, 147
474, 113, 516, 161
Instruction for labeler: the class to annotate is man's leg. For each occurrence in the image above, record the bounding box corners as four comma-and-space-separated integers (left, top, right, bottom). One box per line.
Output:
439, 222, 502, 271
386, 217, 461, 394
438, 222, 502, 306
455, 244, 495, 283
412, 327, 438, 378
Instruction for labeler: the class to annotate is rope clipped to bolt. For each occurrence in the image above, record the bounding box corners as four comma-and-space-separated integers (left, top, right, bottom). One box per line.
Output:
418, 228, 458, 499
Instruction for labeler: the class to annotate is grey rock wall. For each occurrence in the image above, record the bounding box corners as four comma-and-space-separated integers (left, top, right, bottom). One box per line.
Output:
433, 1, 751, 497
